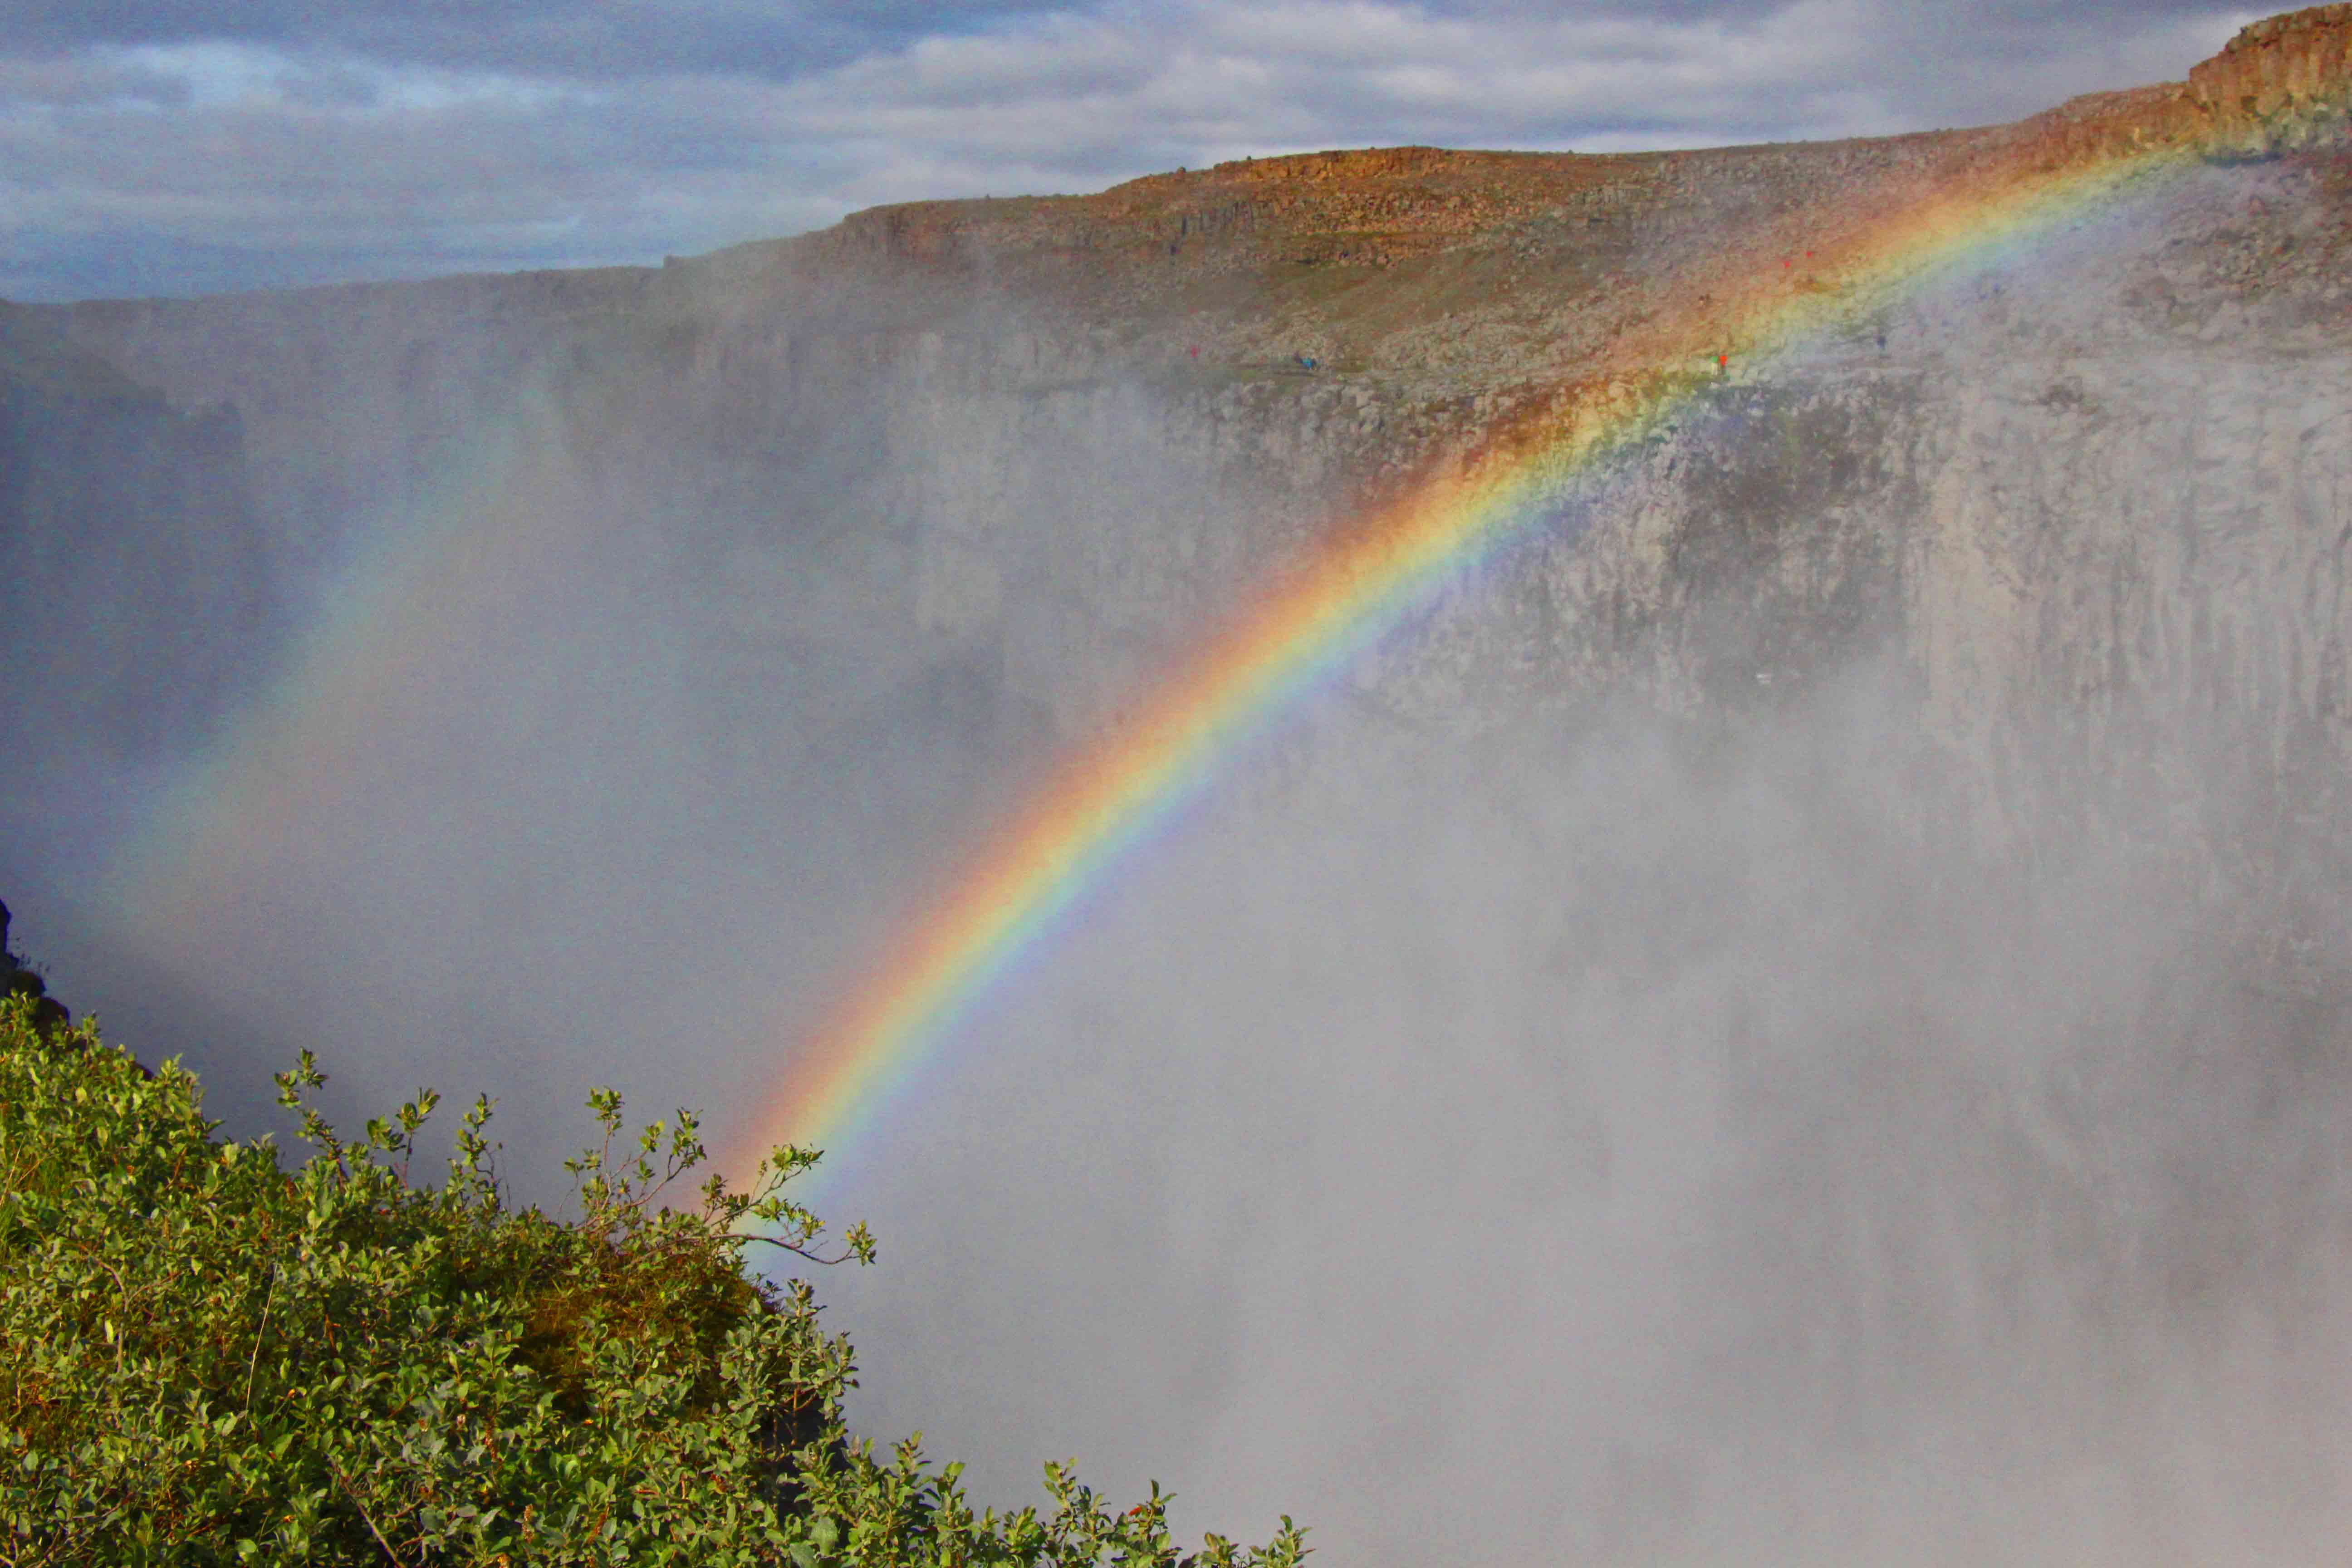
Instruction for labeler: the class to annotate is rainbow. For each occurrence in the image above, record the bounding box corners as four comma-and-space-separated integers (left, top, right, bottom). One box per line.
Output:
736, 109, 2225, 1187
93, 394, 612, 995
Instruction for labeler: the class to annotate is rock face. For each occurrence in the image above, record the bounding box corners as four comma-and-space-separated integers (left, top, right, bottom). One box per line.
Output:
7, 10, 2352, 977
2191, 4, 2352, 154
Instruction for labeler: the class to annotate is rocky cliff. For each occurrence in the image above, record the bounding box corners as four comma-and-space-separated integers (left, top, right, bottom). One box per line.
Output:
7, 8, 2352, 1010
2192, 2, 2352, 153
26, 13, 2350, 817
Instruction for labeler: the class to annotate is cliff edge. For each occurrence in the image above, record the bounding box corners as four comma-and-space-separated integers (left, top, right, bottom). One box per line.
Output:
2191, 3, 2352, 153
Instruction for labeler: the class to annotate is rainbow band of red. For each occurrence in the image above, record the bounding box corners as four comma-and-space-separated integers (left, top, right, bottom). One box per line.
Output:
740, 103, 2234, 1183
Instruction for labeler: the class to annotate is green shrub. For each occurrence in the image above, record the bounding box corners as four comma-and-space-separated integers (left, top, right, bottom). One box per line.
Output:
0, 995, 1308, 1568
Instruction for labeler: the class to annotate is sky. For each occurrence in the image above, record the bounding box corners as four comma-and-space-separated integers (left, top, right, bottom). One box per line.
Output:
0, 0, 2260, 302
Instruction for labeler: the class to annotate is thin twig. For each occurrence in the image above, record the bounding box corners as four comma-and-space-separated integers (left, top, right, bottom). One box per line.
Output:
739, 1235, 858, 1265
327, 1455, 410, 1567
241, 1263, 276, 1411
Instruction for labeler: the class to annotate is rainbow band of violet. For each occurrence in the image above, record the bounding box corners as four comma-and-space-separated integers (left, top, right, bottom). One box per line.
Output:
735, 100, 2255, 1205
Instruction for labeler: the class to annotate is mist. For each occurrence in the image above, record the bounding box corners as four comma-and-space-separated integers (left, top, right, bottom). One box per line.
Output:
815, 665, 2352, 1563
4, 144, 2351, 1565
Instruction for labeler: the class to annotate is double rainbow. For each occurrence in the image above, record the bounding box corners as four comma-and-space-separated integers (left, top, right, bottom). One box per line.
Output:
738, 104, 2224, 1184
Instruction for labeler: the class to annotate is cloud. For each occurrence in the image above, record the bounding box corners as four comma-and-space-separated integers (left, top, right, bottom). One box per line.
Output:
0, 1, 2259, 300
0, 44, 838, 298
0, 2, 1083, 81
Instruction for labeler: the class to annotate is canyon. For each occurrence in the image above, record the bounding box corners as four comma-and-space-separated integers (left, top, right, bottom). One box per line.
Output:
11, 8, 2352, 828
6, 7, 2352, 1563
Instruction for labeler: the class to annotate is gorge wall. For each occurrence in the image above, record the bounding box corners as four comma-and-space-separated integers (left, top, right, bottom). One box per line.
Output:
20, 6, 2352, 926
10, 9, 2352, 1563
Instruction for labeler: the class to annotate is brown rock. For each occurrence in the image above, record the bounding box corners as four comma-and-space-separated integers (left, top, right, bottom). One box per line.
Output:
2190, 5, 2352, 154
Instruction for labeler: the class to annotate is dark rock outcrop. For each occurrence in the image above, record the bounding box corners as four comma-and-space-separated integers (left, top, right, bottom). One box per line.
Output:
0, 899, 70, 1034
